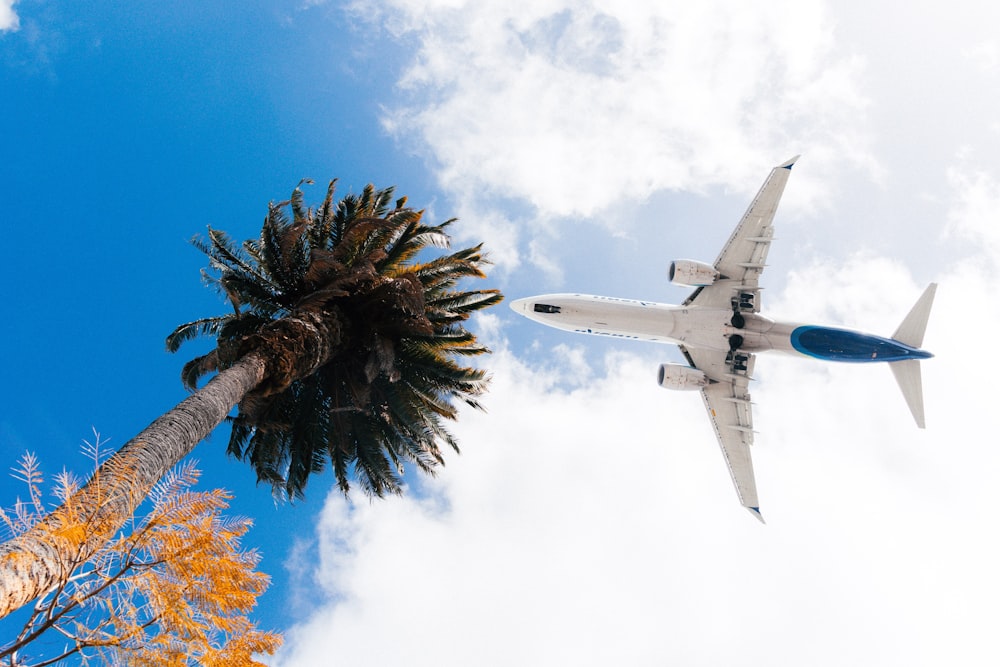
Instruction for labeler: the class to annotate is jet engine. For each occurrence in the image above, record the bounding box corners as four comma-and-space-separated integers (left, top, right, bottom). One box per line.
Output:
670, 259, 719, 287
668, 259, 719, 287
657, 363, 710, 390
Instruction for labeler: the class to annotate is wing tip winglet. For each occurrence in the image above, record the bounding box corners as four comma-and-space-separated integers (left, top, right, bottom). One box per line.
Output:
747, 506, 766, 524
779, 155, 801, 170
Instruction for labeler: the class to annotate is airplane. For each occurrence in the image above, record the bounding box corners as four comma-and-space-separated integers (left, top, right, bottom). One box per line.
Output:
510, 156, 936, 523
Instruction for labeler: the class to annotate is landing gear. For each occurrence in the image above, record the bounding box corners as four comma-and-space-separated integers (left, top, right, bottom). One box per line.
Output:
726, 350, 750, 372
733, 354, 749, 372
727, 336, 748, 372
730, 292, 754, 329
731, 291, 754, 329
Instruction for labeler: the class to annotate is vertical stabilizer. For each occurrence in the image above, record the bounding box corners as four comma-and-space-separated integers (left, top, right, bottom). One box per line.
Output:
890, 360, 926, 428
892, 283, 937, 348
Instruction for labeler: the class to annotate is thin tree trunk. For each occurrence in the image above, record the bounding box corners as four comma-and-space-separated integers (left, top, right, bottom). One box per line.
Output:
0, 307, 345, 619
0, 354, 268, 619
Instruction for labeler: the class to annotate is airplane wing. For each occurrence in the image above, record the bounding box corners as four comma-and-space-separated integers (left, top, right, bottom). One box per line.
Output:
680, 344, 764, 522
684, 156, 799, 311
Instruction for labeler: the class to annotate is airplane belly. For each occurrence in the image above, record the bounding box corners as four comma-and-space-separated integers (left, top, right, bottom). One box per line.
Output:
568, 301, 679, 342
512, 295, 680, 343
668, 308, 734, 351
753, 320, 799, 354
670, 309, 785, 353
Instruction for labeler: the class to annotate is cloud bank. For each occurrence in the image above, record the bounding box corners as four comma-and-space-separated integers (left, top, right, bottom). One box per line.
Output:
352, 0, 872, 272
376, 0, 869, 215
272, 157, 1000, 666
273, 219, 999, 665
272, 2, 1000, 665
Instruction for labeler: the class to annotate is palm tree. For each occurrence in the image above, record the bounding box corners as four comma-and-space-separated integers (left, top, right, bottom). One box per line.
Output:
0, 180, 502, 618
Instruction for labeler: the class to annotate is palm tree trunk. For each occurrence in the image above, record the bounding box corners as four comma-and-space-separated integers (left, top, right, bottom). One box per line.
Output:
0, 307, 345, 619
0, 354, 268, 619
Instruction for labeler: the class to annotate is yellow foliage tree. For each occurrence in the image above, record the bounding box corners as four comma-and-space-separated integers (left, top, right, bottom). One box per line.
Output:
0, 436, 281, 666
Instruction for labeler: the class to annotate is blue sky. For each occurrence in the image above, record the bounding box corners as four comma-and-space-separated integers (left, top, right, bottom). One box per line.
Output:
4, 1, 1000, 665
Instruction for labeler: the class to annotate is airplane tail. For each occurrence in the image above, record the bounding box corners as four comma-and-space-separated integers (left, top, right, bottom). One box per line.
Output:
888, 283, 937, 428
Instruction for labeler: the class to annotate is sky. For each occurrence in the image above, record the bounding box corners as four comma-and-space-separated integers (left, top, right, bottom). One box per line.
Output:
2, 0, 999, 665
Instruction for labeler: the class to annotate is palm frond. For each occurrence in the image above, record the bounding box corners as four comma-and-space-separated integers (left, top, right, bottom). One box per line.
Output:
259, 205, 295, 292
166, 317, 229, 353
408, 248, 490, 290
309, 180, 338, 248
289, 180, 313, 227
181, 351, 220, 391
203, 228, 277, 289
380, 216, 453, 273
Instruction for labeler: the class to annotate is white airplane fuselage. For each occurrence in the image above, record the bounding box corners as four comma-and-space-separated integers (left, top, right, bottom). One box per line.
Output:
511, 293, 932, 364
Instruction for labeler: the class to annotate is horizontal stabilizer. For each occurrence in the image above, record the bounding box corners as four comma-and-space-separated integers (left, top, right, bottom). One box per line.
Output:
890, 360, 926, 428
892, 283, 937, 348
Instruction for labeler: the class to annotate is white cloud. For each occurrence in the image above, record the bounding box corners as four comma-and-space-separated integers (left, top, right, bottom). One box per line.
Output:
946, 164, 1000, 264
768, 253, 919, 331
964, 40, 1000, 73
370, 0, 870, 215
359, 0, 874, 272
0, 0, 18, 32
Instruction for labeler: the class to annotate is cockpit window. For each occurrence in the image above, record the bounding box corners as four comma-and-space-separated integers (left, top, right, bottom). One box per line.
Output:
533, 303, 561, 314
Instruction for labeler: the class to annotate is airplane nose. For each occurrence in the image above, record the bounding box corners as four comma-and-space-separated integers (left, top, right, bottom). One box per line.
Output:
509, 297, 531, 315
